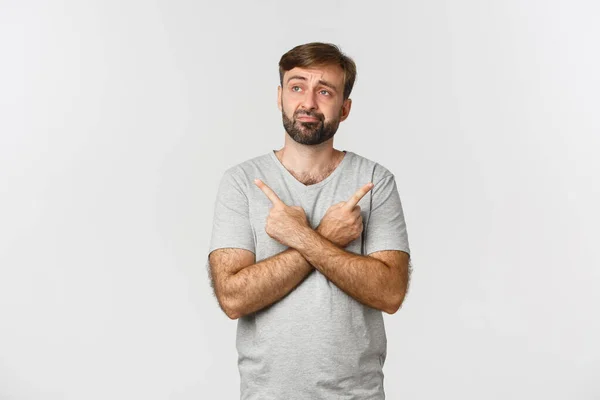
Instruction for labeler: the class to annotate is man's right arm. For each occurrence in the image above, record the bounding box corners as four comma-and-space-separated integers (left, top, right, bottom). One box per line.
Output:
208, 247, 313, 319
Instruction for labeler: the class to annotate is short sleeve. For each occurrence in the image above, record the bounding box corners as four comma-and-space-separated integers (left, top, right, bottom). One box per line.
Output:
363, 174, 410, 256
208, 169, 255, 255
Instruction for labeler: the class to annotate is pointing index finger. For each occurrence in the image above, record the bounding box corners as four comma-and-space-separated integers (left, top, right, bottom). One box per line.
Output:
344, 182, 374, 210
254, 178, 284, 207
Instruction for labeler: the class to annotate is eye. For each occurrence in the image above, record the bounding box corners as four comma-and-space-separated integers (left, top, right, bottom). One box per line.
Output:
291, 86, 301, 92
320, 89, 331, 96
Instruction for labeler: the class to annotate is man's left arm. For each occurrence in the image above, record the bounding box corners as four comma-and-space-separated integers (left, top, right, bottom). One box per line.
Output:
294, 173, 411, 314
294, 231, 409, 314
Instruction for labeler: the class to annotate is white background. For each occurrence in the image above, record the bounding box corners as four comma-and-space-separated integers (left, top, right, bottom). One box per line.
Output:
1, 1, 598, 399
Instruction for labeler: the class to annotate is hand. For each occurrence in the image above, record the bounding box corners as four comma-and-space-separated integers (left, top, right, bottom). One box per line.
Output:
254, 178, 310, 248
316, 182, 374, 247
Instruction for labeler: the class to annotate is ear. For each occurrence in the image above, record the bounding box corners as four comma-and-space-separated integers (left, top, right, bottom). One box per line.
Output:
339, 98, 352, 122
277, 86, 282, 112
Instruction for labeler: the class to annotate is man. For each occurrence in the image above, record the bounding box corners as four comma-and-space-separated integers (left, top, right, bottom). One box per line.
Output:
207, 42, 411, 399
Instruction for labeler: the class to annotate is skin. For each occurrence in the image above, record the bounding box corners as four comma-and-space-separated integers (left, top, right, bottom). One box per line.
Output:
274, 65, 352, 180
208, 65, 410, 319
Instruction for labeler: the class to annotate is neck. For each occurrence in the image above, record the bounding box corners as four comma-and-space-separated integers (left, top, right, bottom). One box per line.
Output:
274, 137, 344, 178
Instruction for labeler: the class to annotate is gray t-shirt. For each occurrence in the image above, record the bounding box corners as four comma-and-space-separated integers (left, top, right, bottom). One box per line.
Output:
208, 149, 410, 400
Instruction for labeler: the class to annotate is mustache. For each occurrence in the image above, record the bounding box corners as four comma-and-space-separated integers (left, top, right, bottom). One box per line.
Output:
295, 111, 323, 120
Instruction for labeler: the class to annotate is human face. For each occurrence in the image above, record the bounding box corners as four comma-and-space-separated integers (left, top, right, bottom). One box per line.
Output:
278, 65, 352, 146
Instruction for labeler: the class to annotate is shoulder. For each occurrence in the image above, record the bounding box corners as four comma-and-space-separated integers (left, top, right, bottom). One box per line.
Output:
220, 152, 273, 190
345, 150, 395, 185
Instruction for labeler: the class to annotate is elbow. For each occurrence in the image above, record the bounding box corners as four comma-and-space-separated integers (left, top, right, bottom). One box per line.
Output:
384, 270, 409, 314
219, 296, 243, 320
384, 291, 406, 315
213, 280, 244, 319
225, 308, 241, 320
383, 300, 400, 315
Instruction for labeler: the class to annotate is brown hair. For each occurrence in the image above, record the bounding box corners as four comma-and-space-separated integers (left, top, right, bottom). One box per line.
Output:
278, 42, 357, 100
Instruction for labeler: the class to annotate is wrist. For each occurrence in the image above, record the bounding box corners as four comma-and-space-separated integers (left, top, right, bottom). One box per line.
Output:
291, 226, 317, 253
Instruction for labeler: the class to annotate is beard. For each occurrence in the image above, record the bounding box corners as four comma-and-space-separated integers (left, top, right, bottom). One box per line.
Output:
282, 108, 342, 146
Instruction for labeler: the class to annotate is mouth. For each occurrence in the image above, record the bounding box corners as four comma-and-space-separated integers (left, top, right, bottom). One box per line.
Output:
296, 116, 320, 122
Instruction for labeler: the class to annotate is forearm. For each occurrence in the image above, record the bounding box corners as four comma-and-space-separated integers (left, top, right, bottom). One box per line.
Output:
293, 229, 399, 313
224, 248, 313, 319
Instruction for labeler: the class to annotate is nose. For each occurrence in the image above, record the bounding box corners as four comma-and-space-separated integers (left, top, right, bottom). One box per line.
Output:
300, 90, 317, 111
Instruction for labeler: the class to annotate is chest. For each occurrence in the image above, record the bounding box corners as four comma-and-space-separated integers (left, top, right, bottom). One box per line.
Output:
247, 181, 372, 261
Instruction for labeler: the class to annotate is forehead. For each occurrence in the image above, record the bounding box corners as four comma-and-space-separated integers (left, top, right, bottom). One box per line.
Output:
283, 65, 344, 87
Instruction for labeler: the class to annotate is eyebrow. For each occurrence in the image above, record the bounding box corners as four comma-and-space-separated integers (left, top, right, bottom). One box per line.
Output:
286, 75, 339, 92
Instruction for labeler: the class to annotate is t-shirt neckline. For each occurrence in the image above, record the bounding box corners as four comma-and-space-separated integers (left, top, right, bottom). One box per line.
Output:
268, 149, 351, 190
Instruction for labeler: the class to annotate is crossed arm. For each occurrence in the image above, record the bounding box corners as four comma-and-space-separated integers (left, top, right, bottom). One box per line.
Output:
209, 248, 313, 319
208, 180, 410, 319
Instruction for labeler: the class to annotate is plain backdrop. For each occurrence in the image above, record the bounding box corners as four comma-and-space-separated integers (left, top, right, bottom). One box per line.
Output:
1, 1, 598, 399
